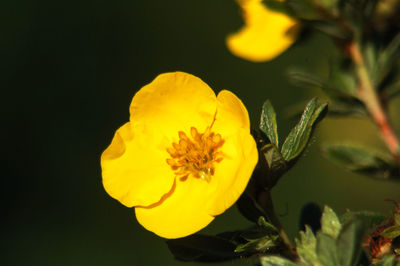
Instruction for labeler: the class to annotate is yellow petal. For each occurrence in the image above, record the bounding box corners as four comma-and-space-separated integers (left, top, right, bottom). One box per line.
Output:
206, 91, 258, 215
227, 0, 299, 62
130, 72, 217, 137
101, 122, 175, 207
135, 176, 215, 239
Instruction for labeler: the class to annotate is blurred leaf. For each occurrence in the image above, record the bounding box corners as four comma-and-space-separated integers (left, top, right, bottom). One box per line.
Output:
318, 0, 339, 12
236, 192, 267, 223
261, 256, 298, 266
295, 226, 319, 265
394, 213, 400, 225
299, 202, 322, 233
375, 33, 400, 87
281, 98, 328, 163
260, 100, 279, 147
336, 219, 365, 266
321, 206, 342, 239
166, 234, 239, 263
340, 211, 386, 229
310, 20, 350, 39
382, 79, 400, 101
381, 225, 400, 239
322, 143, 398, 179
287, 68, 335, 92
316, 233, 339, 266
286, 0, 320, 20
328, 100, 366, 117
374, 254, 397, 266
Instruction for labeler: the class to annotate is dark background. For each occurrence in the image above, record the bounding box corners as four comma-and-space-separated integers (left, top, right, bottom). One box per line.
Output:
3, 1, 399, 265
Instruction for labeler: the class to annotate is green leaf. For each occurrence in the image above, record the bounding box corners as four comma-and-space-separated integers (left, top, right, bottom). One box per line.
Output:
394, 213, 400, 225
295, 226, 319, 265
281, 98, 328, 163
260, 100, 279, 147
322, 143, 398, 179
383, 79, 400, 101
373, 254, 397, 266
166, 234, 239, 263
235, 217, 280, 254
261, 256, 298, 266
321, 206, 342, 239
381, 225, 400, 239
316, 233, 339, 266
336, 219, 365, 266
340, 211, 386, 229
375, 33, 400, 87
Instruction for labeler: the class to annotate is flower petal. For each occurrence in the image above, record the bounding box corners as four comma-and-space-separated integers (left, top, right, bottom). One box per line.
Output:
226, 0, 299, 62
206, 90, 258, 215
101, 122, 175, 207
130, 72, 217, 137
135, 176, 216, 239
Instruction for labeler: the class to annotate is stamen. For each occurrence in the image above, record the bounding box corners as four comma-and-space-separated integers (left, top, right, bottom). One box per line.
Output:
166, 126, 225, 182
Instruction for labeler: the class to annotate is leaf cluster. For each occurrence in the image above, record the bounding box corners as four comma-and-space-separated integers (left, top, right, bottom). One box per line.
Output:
258, 98, 328, 189
262, 206, 397, 266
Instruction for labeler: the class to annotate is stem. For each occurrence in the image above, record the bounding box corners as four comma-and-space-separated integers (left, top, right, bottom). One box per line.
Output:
257, 189, 298, 260
347, 42, 400, 164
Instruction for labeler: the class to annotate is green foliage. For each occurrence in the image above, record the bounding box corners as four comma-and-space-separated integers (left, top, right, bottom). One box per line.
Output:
381, 213, 400, 239
373, 255, 397, 266
261, 256, 298, 266
263, 206, 373, 266
258, 98, 327, 189
260, 100, 279, 147
321, 206, 342, 239
322, 143, 399, 179
295, 226, 318, 265
340, 211, 386, 229
281, 98, 328, 164
235, 217, 280, 254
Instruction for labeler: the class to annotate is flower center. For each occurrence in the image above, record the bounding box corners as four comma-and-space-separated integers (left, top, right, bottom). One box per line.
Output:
166, 127, 225, 182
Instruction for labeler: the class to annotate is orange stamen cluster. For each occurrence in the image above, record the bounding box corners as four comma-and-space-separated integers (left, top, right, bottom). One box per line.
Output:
166, 127, 225, 182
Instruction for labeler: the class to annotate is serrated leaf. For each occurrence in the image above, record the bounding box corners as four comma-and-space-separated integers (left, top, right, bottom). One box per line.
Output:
340, 211, 386, 229
260, 100, 279, 147
281, 98, 328, 163
336, 219, 365, 266
373, 254, 396, 266
321, 206, 342, 239
381, 225, 400, 239
295, 226, 319, 265
322, 144, 398, 179
316, 233, 339, 266
261, 256, 298, 266
166, 234, 239, 263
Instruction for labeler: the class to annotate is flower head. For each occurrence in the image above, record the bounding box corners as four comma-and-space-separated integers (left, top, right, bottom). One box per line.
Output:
101, 72, 258, 238
227, 0, 299, 62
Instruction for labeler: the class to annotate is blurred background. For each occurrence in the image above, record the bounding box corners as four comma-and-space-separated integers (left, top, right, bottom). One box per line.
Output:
3, 0, 399, 265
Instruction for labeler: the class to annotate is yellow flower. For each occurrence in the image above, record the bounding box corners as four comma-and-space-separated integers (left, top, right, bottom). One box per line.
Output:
227, 0, 299, 62
101, 72, 258, 239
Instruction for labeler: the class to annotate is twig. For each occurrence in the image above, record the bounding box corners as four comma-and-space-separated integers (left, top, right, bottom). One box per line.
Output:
257, 189, 298, 260
347, 41, 400, 164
